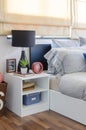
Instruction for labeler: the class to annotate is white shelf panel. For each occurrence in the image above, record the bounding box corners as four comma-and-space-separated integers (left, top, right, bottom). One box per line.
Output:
22, 86, 49, 95
13, 73, 49, 80
22, 101, 48, 110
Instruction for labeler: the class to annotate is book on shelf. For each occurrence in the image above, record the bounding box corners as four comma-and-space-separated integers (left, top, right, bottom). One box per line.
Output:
23, 82, 35, 91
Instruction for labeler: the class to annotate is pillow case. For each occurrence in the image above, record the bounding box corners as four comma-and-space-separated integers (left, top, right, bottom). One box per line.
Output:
36, 39, 53, 45
44, 48, 66, 75
52, 39, 80, 48
63, 52, 86, 74
44, 48, 86, 75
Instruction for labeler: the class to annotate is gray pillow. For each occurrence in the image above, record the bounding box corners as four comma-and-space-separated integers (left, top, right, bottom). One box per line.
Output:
63, 52, 86, 74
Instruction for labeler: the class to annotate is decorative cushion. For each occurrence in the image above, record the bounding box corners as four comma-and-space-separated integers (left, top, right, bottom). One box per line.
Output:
83, 53, 86, 60
63, 52, 86, 74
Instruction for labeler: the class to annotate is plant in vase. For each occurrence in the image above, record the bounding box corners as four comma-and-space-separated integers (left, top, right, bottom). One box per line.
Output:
20, 59, 28, 74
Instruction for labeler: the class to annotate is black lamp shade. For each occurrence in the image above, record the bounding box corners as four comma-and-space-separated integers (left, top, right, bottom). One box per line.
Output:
12, 30, 35, 47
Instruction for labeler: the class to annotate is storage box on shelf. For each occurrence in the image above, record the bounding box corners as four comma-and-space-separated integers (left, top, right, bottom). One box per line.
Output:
5, 73, 49, 117
23, 92, 41, 105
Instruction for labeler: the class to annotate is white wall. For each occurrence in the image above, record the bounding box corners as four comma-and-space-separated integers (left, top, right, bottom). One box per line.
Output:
0, 36, 29, 75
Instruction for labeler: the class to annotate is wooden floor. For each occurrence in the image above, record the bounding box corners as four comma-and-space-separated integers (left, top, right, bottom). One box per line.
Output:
0, 108, 86, 130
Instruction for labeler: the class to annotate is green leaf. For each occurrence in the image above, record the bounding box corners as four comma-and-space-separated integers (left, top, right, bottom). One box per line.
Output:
20, 59, 28, 67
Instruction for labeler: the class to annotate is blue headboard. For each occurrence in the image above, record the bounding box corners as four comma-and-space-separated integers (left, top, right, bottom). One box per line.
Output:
30, 44, 51, 70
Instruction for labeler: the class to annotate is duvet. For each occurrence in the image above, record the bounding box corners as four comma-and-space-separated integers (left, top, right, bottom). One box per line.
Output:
58, 72, 86, 101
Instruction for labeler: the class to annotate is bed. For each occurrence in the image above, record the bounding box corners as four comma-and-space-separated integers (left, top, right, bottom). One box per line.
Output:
33, 37, 86, 125
49, 72, 86, 125
44, 37, 86, 125
50, 89, 86, 125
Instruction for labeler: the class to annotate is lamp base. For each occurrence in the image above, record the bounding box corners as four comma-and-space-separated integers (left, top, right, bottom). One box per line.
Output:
18, 50, 29, 73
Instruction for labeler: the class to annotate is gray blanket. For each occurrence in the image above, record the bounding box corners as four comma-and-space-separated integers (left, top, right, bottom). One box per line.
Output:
58, 72, 86, 101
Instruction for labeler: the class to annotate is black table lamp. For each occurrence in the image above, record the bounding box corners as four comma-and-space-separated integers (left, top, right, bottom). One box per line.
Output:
12, 30, 35, 73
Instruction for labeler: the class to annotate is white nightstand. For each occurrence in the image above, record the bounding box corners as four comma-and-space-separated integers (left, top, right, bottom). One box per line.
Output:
5, 73, 49, 117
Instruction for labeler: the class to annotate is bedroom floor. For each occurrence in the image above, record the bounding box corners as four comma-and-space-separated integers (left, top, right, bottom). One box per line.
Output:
0, 108, 86, 130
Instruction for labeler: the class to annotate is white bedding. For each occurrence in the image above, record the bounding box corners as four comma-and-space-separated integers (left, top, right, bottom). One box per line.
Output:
58, 72, 86, 101
45, 44, 86, 101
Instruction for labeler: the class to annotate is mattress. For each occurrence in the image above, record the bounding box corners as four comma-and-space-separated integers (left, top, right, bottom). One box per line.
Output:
49, 75, 61, 91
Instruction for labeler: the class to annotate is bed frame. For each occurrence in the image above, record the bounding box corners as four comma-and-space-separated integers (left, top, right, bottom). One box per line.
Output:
30, 37, 86, 125
50, 89, 86, 125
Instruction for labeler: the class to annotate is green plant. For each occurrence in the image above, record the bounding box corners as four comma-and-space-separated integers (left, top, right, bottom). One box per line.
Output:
20, 59, 28, 67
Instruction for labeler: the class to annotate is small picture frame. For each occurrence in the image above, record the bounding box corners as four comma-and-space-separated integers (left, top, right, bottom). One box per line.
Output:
6, 59, 16, 73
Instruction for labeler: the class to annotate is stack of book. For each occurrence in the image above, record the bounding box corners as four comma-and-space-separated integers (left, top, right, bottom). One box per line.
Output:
23, 82, 35, 91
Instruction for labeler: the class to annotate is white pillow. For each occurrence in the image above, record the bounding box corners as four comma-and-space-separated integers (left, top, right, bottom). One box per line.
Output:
63, 52, 86, 74
52, 39, 80, 48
